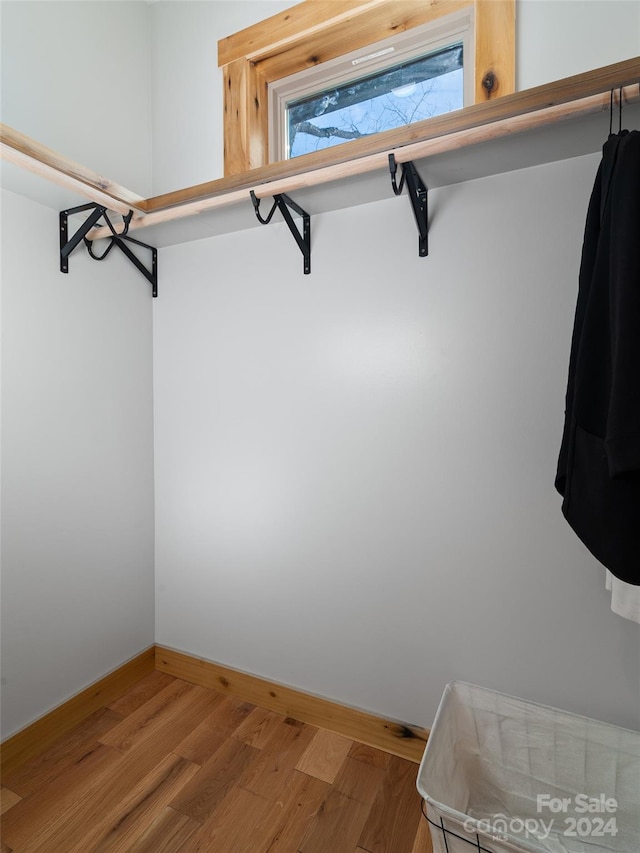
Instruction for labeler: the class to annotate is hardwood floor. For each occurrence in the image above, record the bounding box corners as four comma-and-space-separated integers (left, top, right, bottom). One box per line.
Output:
1, 671, 433, 853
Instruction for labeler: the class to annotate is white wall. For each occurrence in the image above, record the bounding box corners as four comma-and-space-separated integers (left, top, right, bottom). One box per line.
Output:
1, 0, 155, 738
1, 0, 638, 739
154, 153, 639, 732
1, 190, 155, 739
0, 1, 153, 198
150, 1, 296, 193
517, 0, 640, 90
152, 0, 640, 732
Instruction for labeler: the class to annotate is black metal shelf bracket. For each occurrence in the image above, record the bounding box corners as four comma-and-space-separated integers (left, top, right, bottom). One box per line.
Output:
59, 203, 158, 297
388, 153, 428, 257
250, 190, 311, 275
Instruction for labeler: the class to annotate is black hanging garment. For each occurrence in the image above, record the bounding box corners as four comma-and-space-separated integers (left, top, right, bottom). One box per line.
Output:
555, 130, 640, 586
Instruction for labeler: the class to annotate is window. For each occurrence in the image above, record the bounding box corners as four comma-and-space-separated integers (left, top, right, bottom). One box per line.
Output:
270, 11, 473, 160
218, 0, 515, 176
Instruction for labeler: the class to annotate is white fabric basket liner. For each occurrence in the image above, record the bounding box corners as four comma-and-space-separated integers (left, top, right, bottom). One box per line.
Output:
417, 682, 640, 853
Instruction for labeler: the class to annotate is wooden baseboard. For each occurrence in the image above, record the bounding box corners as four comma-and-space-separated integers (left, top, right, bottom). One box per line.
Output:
1, 644, 428, 780
156, 646, 429, 763
0, 646, 155, 779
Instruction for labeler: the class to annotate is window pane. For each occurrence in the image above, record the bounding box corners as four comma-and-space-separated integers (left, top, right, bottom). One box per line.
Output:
287, 44, 463, 158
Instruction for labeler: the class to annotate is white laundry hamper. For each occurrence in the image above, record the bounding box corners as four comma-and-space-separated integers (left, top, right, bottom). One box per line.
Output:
416, 682, 640, 853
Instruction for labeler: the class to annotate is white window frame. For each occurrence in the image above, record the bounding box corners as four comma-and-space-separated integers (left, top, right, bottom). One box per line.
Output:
269, 8, 475, 162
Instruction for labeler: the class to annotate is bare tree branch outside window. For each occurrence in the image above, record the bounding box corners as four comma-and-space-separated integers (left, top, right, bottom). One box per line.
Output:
287, 45, 464, 158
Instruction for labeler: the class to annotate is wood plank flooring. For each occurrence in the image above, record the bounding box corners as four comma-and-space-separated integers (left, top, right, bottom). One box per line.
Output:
0, 672, 433, 853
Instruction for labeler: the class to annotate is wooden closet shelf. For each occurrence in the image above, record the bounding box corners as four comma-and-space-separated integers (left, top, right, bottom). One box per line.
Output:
0, 124, 147, 216
142, 57, 640, 213
1, 57, 639, 247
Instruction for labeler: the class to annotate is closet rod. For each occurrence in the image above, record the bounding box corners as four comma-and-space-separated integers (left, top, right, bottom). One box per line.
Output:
84, 81, 639, 242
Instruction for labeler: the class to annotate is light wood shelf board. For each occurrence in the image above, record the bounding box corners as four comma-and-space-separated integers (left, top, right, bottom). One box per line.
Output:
0, 124, 147, 215
84, 81, 639, 245
2, 59, 639, 248
142, 58, 640, 214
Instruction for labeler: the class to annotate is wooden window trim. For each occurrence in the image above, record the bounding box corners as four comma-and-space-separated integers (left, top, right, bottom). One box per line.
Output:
218, 0, 515, 176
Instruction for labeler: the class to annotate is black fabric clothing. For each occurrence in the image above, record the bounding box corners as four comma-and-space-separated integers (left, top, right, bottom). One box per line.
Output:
555, 130, 640, 586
